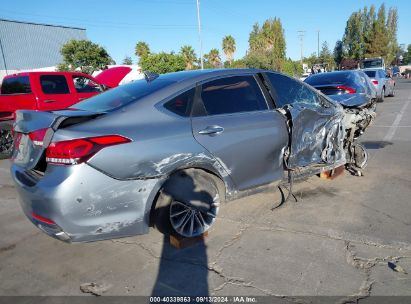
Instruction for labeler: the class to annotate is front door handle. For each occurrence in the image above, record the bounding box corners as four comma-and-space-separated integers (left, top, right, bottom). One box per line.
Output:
198, 126, 224, 135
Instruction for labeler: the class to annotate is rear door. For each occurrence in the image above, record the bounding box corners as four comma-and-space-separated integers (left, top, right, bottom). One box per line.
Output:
263, 72, 345, 169
191, 74, 289, 191
34, 73, 78, 110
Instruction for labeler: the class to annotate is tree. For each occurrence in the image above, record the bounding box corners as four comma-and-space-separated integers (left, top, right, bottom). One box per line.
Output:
342, 4, 398, 64
282, 59, 303, 77
366, 4, 389, 59
386, 7, 399, 65
333, 40, 344, 68
403, 44, 411, 65
319, 41, 335, 70
363, 5, 376, 55
58, 39, 114, 75
180, 45, 197, 70
224, 59, 247, 68
303, 53, 318, 66
343, 10, 364, 59
222, 35, 236, 65
122, 56, 133, 65
139, 52, 185, 74
204, 49, 221, 68
135, 41, 150, 59
245, 18, 286, 71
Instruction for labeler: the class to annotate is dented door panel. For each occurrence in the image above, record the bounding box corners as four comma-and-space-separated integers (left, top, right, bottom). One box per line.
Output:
285, 103, 346, 169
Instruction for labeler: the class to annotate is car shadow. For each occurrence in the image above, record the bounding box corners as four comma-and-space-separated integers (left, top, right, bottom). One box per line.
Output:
361, 140, 393, 149
151, 172, 212, 297
151, 235, 209, 297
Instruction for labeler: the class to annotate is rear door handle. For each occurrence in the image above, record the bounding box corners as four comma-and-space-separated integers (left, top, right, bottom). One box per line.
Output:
198, 126, 224, 135
44, 99, 56, 103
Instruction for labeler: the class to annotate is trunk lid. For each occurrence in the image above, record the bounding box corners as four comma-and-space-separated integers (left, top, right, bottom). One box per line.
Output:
12, 109, 101, 170
93, 67, 132, 88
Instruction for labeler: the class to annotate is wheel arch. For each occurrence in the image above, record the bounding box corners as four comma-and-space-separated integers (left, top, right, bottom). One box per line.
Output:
147, 165, 230, 227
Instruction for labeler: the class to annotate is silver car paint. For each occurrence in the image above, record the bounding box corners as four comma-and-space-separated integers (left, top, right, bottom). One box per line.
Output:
362, 68, 395, 98
11, 69, 346, 242
286, 102, 346, 168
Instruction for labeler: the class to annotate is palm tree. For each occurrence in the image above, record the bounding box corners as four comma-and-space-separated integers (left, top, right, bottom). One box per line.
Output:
180, 45, 197, 70
222, 35, 236, 65
135, 41, 150, 59
205, 49, 221, 68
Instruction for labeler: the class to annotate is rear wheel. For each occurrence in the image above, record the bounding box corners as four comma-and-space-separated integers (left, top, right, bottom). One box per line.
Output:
379, 87, 385, 102
151, 169, 222, 238
0, 128, 13, 159
388, 85, 395, 97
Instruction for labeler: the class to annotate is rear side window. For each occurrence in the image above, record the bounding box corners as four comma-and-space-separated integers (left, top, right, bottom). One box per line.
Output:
200, 75, 267, 115
40, 75, 70, 94
164, 88, 195, 117
1, 76, 31, 94
267, 73, 319, 107
72, 76, 103, 93
364, 71, 376, 78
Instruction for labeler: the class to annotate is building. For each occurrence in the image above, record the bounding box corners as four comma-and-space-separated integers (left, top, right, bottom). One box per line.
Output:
0, 19, 87, 81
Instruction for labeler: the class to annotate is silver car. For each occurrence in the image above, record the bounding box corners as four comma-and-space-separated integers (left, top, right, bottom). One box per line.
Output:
11, 69, 349, 242
362, 68, 395, 102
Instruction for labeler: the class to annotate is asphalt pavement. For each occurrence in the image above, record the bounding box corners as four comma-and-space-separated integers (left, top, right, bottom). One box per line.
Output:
0, 79, 410, 300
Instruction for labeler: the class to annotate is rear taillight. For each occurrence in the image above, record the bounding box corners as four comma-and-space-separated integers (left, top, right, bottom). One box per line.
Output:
46, 135, 131, 165
29, 128, 48, 146
336, 85, 356, 94
372, 80, 379, 85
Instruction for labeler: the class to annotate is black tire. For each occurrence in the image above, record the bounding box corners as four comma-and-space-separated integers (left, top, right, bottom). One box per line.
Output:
151, 169, 223, 238
388, 85, 395, 97
380, 87, 385, 102
0, 127, 13, 159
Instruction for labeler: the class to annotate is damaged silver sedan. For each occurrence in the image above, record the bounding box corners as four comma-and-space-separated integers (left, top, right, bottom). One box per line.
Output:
10, 69, 370, 242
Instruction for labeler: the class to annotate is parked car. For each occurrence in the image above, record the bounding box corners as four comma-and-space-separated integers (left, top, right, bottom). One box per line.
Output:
12, 69, 369, 242
304, 70, 377, 107
0, 69, 130, 158
362, 68, 395, 101
304, 70, 377, 174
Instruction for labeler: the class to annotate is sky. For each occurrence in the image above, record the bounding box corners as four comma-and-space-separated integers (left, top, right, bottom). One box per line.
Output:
1, 0, 410, 64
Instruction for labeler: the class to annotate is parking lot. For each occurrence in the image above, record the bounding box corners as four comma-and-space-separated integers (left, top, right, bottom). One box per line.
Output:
0, 79, 410, 299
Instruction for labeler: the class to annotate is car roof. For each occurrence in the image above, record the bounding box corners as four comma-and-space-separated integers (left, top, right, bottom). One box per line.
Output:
155, 68, 263, 83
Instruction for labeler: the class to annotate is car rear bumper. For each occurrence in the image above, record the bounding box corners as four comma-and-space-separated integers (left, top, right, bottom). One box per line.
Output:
11, 163, 163, 242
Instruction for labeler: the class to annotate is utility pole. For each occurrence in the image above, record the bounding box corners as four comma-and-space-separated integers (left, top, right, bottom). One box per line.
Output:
317, 30, 320, 59
196, 0, 204, 70
297, 31, 305, 63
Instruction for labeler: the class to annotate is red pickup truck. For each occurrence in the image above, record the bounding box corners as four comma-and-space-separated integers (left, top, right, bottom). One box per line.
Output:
0, 68, 131, 158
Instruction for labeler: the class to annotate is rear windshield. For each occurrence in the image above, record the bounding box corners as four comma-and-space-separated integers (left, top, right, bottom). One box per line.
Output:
73, 78, 175, 112
305, 72, 353, 86
364, 71, 376, 78
1, 76, 31, 94
361, 59, 383, 69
